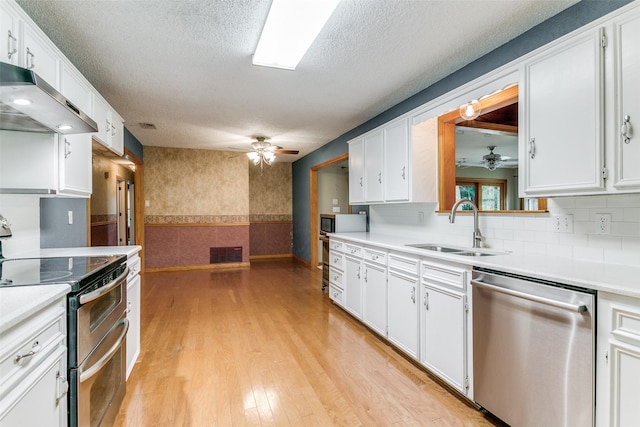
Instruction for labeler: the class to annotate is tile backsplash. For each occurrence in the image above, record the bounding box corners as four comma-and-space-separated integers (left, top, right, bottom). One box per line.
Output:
369, 194, 640, 266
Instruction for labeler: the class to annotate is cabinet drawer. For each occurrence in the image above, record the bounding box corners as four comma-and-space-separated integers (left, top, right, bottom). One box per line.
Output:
329, 285, 344, 306
329, 251, 344, 270
0, 305, 65, 396
345, 244, 362, 257
364, 248, 386, 265
607, 295, 640, 346
329, 240, 344, 252
127, 255, 141, 279
388, 253, 419, 275
329, 267, 343, 289
421, 261, 467, 290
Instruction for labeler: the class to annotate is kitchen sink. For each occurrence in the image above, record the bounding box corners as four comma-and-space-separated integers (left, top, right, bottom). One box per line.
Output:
405, 244, 462, 253
405, 243, 503, 256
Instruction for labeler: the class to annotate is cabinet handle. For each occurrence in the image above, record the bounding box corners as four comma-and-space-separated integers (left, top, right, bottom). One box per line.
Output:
56, 371, 69, 406
64, 138, 72, 158
14, 341, 41, 364
7, 30, 17, 59
401, 166, 406, 180
529, 138, 536, 159
357, 266, 360, 280
410, 287, 416, 303
359, 177, 363, 187
127, 301, 132, 314
364, 268, 368, 282
111, 123, 116, 137
621, 115, 632, 144
424, 292, 429, 310
378, 172, 382, 183
26, 47, 35, 69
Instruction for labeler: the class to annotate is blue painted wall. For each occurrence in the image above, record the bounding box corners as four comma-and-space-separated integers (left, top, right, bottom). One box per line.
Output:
292, 0, 633, 262
124, 127, 144, 160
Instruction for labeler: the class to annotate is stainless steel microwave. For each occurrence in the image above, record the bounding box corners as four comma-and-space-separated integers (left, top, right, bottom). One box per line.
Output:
320, 213, 367, 235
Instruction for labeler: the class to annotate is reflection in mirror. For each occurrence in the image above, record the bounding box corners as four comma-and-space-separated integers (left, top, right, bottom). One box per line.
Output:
438, 84, 546, 212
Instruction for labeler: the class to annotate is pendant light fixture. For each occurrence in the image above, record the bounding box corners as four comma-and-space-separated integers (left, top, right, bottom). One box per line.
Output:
459, 99, 481, 120
482, 146, 503, 171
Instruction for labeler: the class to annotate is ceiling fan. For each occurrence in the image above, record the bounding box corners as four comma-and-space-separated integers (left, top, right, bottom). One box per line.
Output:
245, 136, 299, 174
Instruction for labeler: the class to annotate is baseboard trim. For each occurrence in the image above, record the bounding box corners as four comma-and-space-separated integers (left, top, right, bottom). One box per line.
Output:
249, 254, 293, 261
144, 262, 250, 273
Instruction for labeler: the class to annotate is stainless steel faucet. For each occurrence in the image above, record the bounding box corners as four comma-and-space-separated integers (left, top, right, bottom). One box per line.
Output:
449, 199, 483, 248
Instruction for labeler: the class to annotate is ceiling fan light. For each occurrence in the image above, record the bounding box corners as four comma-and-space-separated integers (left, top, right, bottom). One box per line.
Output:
459, 99, 481, 120
264, 151, 276, 163
482, 146, 503, 171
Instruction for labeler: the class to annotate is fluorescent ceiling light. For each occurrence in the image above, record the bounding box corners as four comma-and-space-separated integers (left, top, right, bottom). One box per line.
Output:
253, 0, 341, 70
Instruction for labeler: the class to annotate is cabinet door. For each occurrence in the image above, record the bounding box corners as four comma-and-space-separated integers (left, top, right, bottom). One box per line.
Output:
21, 23, 59, 88
0, 2, 19, 65
421, 282, 467, 394
92, 95, 111, 147
60, 63, 92, 115
384, 118, 410, 202
608, 341, 640, 426
348, 137, 365, 204
364, 130, 384, 203
613, 11, 640, 189
344, 255, 363, 319
0, 348, 67, 427
387, 270, 419, 359
58, 133, 92, 197
110, 113, 124, 155
362, 262, 387, 336
523, 27, 605, 195
126, 274, 141, 380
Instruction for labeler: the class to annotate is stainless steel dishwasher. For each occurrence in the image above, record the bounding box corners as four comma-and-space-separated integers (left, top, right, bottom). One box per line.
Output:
471, 268, 596, 427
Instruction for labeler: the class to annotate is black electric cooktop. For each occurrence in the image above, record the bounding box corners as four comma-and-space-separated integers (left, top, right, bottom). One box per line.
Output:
0, 255, 126, 291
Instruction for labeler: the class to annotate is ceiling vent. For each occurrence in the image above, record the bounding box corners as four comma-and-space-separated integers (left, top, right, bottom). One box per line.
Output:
139, 122, 156, 130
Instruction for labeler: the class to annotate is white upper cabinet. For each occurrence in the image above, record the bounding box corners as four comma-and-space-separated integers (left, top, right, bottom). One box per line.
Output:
20, 21, 59, 88
348, 137, 365, 204
0, 2, 19, 65
384, 118, 410, 201
348, 116, 435, 205
92, 94, 124, 156
522, 27, 605, 196
612, 9, 640, 190
60, 62, 93, 115
364, 129, 384, 203
58, 133, 92, 197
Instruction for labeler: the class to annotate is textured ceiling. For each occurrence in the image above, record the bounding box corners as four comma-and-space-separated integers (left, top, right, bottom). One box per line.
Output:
16, 0, 579, 161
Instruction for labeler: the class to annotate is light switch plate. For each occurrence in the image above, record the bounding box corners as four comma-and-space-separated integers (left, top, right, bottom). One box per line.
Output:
552, 214, 573, 233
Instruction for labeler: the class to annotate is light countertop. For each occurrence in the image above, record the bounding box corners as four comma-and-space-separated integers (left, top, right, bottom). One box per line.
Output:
329, 232, 640, 299
16, 245, 141, 259
0, 284, 70, 334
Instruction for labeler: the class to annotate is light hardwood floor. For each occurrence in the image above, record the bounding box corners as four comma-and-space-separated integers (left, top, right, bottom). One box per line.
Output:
114, 259, 499, 427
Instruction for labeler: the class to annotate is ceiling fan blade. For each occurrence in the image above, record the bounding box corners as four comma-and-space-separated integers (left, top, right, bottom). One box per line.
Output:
274, 149, 299, 155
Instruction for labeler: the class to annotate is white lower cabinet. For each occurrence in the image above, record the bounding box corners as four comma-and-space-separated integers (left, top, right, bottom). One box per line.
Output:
387, 269, 419, 359
125, 253, 141, 380
596, 292, 640, 427
420, 261, 469, 395
421, 282, 467, 394
344, 254, 363, 319
0, 294, 67, 427
362, 261, 387, 336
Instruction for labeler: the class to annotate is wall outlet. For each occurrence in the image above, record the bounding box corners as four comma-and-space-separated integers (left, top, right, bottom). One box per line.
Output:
552, 214, 573, 233
332, 198, 339, 205
332, 206, 340, 213
595, 213, 611, 235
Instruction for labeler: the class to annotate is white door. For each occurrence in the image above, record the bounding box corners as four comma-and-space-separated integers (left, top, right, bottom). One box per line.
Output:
364, 130, 384, 203
362, 262, 387, 336
613, 11, 640, 189
421, 282, 467, 393
523, 27, 604, 195
384, 118, 410, 201
344, 255, 363, 319
387, 270, 419, 358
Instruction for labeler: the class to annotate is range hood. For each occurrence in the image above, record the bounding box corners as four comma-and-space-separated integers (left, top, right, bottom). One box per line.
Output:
0, 62, 98, 134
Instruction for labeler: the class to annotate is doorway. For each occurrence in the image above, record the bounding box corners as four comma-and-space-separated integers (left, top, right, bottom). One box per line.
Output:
116, 178, 134, 245
309, 153, 348, 270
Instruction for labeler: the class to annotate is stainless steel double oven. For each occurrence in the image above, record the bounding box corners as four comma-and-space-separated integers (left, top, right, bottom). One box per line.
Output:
0, 255, 129, 427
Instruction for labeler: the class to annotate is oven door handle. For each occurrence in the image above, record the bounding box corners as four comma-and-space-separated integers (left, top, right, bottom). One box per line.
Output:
79, 318, 129, 383
79, 267, 129, 305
